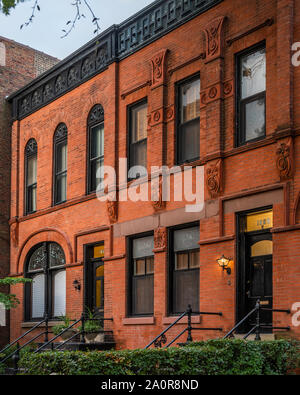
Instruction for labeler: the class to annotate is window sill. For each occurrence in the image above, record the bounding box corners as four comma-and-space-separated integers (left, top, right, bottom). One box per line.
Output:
162, 315, 201, 325
21, 321, 62, 328
122, 316, 155, 325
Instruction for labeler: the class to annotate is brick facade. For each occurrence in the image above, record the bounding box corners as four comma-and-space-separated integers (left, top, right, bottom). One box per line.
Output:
0, 36, 58, 348
7, 0, 300, 349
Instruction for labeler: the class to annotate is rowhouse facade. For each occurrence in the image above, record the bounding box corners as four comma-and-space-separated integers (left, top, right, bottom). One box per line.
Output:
0, 36, 58, 348
7, 0, 300, 349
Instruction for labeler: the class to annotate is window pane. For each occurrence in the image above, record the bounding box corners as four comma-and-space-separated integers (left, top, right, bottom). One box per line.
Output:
132, 275, 153, 315
132, 103, 147, 143
56, 142, 67, 173
174, 227, 199, 252
91, 158, 104, 192
95, 279, 103, 309
27, 155, 37, 186
175, 252, 189, 270
96, 265, 104, 277
134, 259, 145, 276
133, 236, 154, 259
241, 48, 265, 99
181, 78, 200, 123
132, 140, 147, 170
28, 245, 47, 272
91, 123, 104, 159
173, 270, 199, 314
49, 243, 66, 268
146, 257, 154, 274
27, 185, 37, 213
32, 273, 45, 318
55, 173, 67, 203
53, 271, 66, 317
178, 120, 199, 162
190, 250, 200, 268
245, 98, 265, 141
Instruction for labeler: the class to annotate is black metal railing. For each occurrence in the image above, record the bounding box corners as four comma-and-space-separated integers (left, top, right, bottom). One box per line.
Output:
144, 305, 223, 349
0, 315, 50, 374
223, 299, 291, 340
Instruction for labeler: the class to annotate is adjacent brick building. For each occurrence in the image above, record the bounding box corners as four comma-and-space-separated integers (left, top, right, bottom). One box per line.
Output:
0, 36, 58, 347
6, 0, 300, 349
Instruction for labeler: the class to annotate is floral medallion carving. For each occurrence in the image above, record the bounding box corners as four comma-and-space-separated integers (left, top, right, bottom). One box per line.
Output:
276, 140, 293, 180
82, 55, 95, 78
150, 49, 168, 89
154, 227, 167, 251
203, 16, 226, 63
206, 160, 222, 198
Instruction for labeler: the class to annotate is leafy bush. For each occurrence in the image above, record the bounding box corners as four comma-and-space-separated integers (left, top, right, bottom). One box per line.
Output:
52, 316, 73, 336
18, 339, 300, 375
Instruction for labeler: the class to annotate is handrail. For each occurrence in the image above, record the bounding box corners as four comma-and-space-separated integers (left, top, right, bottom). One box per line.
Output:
0, 317, 47, 355
224, 299, 291, 340
144, 305, 223, 349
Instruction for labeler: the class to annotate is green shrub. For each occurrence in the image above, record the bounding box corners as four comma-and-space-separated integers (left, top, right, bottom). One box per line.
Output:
18, 339, 300, 375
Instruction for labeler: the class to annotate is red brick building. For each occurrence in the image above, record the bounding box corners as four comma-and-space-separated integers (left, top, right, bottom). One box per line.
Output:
6, 0, 300, 349
0, 37, 58, 348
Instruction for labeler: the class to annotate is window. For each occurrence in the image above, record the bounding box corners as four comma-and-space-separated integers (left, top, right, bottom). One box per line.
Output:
25, 242, 66, 320
25, 139, 37, 215
237, 45, 266, 146
177, 76, 200, 164
128, 100, 148, 177
87, 104, 104, 193
169, 225, 200, 314
129, 234, 154, 316
53, 123, 68, 205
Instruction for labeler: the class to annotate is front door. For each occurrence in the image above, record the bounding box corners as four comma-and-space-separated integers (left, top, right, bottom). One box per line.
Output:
85, 244, 104, 317
237, 209, 273, 333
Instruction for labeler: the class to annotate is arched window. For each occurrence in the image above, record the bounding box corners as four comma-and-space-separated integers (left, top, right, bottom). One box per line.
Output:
87, 104, 104, 193
25, 242, 66, 321
53, 123, 68, 205
25, 139, 37, 215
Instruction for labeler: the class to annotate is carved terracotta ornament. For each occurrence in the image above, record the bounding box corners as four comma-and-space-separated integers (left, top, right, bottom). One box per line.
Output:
154, 227, 167, 251
206, 160, 222, 198
203, 16, 226, 63
151, 176, 166, 211
150, 49, 168, 89
107, 200, 118, 224
276, 140, 293, 180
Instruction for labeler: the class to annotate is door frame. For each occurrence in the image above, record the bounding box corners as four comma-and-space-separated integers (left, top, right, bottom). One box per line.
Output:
83, 242, 104, 316
235, 206, 273, 331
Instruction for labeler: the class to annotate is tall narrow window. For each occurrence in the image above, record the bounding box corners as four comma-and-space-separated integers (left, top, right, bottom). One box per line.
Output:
25, 139, 37, 215
237, 45, 266, 146
177, 76, 200, 164
53, 123, 68, 205
25, 242, 66, 320
169, 225, 200, 314
129, 234, 154, 316
129, 100, 148, 177
88, 104, 104, 193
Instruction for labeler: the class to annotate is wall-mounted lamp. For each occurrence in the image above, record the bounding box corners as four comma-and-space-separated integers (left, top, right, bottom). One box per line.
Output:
73, 279, 81, 291
217, 255, 232, 275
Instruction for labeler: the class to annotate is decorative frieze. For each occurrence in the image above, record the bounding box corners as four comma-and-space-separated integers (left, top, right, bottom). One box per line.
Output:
10, 0, 223, 120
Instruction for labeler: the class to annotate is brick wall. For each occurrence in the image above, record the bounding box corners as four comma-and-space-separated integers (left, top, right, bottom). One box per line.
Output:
8, 0, 300, 349
0, 36, 58, 348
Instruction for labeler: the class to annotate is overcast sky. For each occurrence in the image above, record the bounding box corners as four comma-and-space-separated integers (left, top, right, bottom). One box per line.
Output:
0, 0, 154, 60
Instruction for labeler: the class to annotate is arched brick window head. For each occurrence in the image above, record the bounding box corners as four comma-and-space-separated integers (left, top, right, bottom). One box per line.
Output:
87, 104, 104, 194
25, 138, 38, 215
